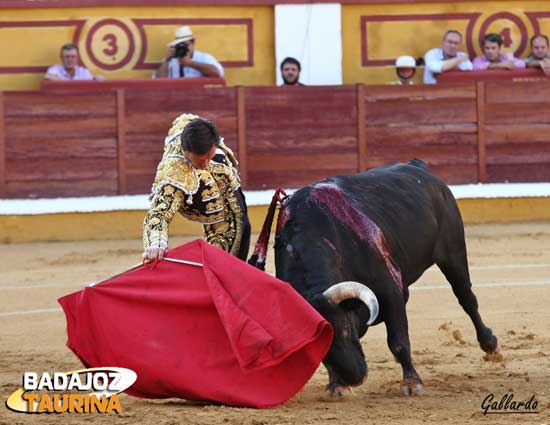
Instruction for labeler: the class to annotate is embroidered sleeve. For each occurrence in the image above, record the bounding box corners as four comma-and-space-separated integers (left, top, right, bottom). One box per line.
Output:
143, 184, 184, 251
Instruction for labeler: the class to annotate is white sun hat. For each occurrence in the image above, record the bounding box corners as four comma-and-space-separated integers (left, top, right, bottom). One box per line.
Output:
167, 26, 196, 47
395, 55, 416, 68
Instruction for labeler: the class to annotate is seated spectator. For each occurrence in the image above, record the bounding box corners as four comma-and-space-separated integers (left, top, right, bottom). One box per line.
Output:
525, 34, 550, 75
155, 26, 223, 79
44, 44, 97, 81
424, 30, 472, 84
393, 55, 416, 85
473, 33, 525, 70
280, 57, 304, 86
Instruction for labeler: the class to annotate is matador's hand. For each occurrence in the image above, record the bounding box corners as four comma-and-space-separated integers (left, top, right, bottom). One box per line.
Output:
143, 247, 166, 263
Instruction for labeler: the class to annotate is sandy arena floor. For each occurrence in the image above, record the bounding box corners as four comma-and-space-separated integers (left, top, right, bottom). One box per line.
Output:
1, 222, 549, 424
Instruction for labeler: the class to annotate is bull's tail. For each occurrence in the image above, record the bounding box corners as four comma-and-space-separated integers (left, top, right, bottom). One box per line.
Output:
408, 158, 427, 169
247, 189, 288, 271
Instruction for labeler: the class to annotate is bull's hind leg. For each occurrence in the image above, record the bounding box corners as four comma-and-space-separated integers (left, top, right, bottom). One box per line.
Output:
435, 247, 498, 354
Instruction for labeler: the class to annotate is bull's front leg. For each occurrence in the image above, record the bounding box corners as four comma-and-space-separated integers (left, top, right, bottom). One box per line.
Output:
382, 291, 424, 396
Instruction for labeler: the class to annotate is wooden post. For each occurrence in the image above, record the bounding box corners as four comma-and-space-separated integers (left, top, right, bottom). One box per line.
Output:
356, 84, 367, 173
237, 86, 248, 188
476, 81, 487, 183
116, 89, 127, 194
0, 93, 5, 197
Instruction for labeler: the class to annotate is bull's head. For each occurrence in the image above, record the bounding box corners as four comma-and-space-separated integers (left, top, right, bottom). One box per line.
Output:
311, 282, 379, 387
275, 226, 379, 389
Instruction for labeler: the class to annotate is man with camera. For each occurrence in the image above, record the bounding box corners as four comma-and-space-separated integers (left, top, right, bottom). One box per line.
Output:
155, 26, 224, 79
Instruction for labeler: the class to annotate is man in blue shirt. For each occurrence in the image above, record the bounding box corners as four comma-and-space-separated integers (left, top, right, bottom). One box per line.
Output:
155, 26, 224, 79
423, 30, 472, 84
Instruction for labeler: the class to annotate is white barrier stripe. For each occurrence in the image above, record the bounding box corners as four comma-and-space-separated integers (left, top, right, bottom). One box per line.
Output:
1, 280, 549, 317
0, 307, 62, 317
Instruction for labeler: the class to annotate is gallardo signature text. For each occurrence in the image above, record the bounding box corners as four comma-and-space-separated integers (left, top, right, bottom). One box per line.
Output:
481, 393, 538, 415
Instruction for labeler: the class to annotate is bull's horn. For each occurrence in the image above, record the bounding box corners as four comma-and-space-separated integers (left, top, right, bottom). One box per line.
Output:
323, 281, 379, 326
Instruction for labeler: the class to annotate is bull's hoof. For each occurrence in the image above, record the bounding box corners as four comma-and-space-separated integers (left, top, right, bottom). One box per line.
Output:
324, 384, 351, 399
401, 378, 424, 396
479, 331, 498, 354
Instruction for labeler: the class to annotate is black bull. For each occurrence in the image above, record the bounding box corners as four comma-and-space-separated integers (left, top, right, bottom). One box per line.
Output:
249, 160, 498, 397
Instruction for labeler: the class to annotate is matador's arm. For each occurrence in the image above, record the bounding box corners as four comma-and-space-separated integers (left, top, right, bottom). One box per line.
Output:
143, 184, 184, 251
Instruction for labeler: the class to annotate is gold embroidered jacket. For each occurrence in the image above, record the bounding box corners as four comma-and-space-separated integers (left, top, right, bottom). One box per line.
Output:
143, 113, 245, 256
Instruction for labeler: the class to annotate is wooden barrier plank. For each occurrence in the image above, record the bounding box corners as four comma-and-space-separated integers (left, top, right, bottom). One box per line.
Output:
6, 137, 118, 159
245, 87, 356, 144
366, 145, 478, 166
237, 86, 247, 188
365, 99, 476, 125
427, 164, 479, 185
125, 174, 156, 195
5, 157, 118, 181
117, 89, 127, 194
4, 92, 117, 116
366, 124, 477, 146
247, 168, 356, 190
248, 153, 357, 171
485, 124, 550, 145
247, 135, 357, 154
484, 81, 550, 104
487, 163, 550, 183
364, 83, 476, 101
484, 103, 550, 124
5, 116, 117, 138
357, 84, 367, 173
476, 81, 486, 183
124, 87, 235, 113
486, 143, 550, 164
5, 179, 118, 198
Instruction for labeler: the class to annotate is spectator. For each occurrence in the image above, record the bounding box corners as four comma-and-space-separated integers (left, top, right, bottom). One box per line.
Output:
155, 26, 223, 79
393, 55, 416, 85
423, 30, 473, 84
280, 57, 304, 86
473, 33, 525, 70
44, 44, 97, 81
525, 34, 550, 75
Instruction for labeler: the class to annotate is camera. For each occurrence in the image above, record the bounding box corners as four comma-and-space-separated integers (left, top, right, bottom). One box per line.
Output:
174, 42, 189, 58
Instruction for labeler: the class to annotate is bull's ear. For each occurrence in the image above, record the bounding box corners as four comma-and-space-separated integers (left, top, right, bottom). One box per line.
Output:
308, 293, 335, 316
353, 303, 372, 333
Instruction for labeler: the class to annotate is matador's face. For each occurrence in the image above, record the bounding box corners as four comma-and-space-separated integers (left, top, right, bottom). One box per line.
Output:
186, 145, 217, 170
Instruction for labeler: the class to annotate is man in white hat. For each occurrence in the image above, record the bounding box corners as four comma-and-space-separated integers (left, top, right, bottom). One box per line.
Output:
393, 55, 417, 85
155, 26, 224, 79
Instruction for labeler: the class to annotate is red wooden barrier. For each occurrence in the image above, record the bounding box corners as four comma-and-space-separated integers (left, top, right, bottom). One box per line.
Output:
3, 90, 118, 198
41, 78, 226, 91
122, 86, 237, 194
2, 81, 550, 199
363, 84, 478, 184
437, 68, 548, 83
245, 85, 358, 189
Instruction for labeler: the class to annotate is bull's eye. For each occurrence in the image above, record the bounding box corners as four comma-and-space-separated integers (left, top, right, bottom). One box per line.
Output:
274, 236, 287, 248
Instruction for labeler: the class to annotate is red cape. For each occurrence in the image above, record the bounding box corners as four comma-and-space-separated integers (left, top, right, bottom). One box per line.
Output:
58, 240, 333, 408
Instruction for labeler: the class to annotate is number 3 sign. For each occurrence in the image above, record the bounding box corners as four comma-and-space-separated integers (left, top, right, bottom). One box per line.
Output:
85, 19, 136, 71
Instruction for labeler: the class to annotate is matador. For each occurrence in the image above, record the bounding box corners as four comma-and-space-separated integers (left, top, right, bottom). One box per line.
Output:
143, 113, 250, 262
